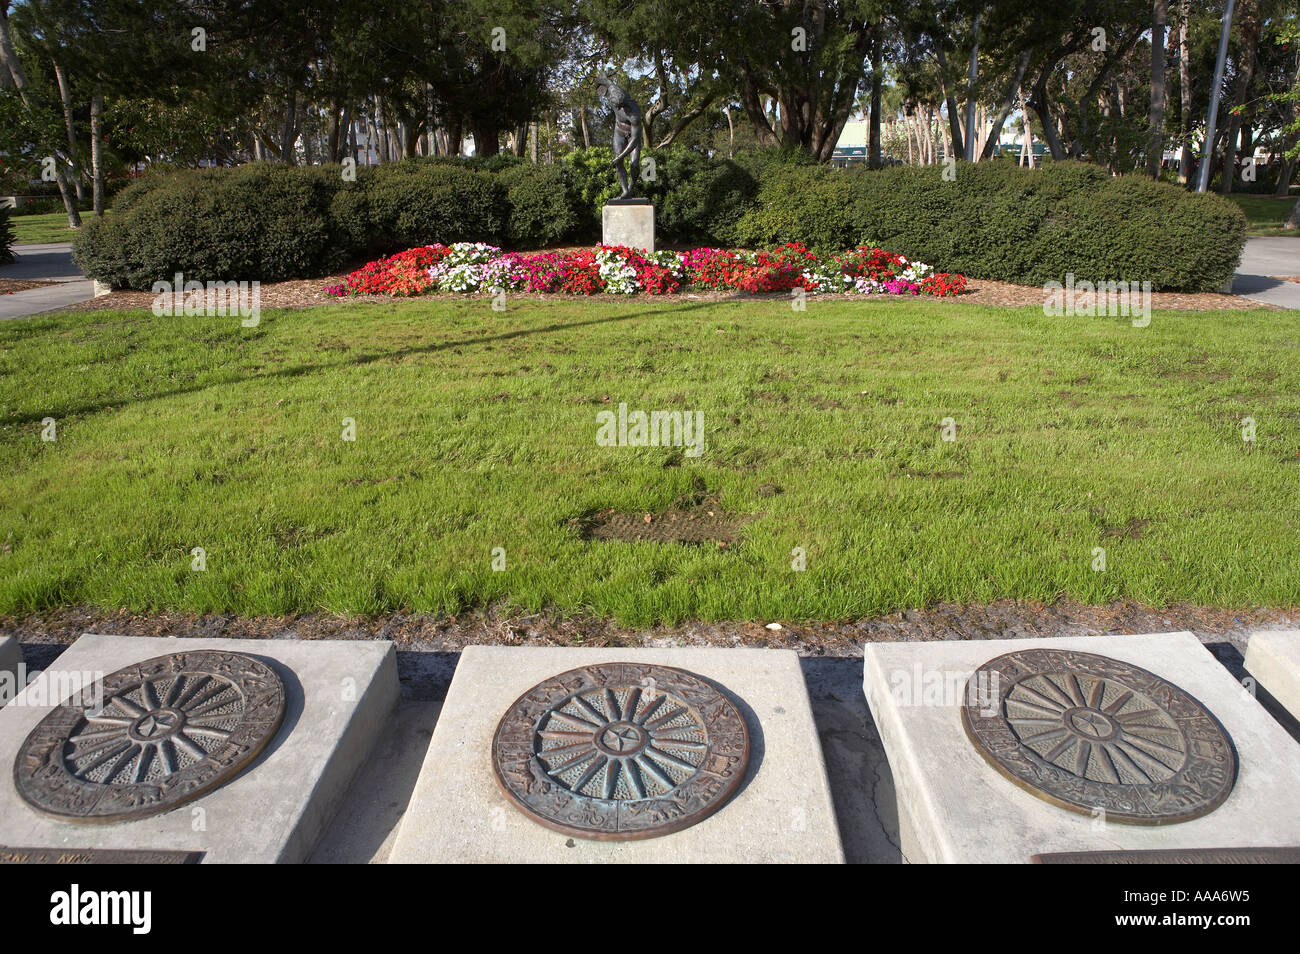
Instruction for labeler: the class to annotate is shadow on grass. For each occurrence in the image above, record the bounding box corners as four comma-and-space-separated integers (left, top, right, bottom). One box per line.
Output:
1, 299, 722, 427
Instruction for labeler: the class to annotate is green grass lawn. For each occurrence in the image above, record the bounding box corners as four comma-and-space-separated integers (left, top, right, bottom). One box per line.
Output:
8, 211, 83, 245
1227, 195, 1299, 236
1, 297, 1297, 623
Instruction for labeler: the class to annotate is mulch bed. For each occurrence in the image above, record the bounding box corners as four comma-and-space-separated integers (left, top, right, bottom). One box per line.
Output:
61, 271, 1269, 313
0, 279, 62, 295
4, 600, 1295, 657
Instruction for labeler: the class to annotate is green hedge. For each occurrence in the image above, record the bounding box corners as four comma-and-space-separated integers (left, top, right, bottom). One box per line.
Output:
737, 160, 1246, 291
74, 155, 1247, 293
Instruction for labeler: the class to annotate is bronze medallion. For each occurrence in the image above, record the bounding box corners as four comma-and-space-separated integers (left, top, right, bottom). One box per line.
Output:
961, 649, 1237, 825
15, 651, 285, 823
492, 663, 750, 840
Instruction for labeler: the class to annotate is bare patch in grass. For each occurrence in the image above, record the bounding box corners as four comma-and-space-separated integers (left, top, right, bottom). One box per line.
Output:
572, 494, 751, 545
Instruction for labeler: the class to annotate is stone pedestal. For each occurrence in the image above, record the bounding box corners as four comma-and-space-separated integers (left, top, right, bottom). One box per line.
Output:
0, 634, 398, 863
602, 201, 655, 253
1246, 629, 1300, 721
390, 646, 843, 863
863, 632, 1300, 863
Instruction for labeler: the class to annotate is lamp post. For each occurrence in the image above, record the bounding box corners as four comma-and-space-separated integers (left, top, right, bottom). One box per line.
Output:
1196, 0, 1237, 192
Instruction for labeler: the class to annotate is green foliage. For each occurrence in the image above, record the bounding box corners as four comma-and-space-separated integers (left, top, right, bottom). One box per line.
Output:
77, 161, 510, 287
640, 148, 757, 246
74, 163, 345, 288
365, 162, 506, 249
74, 153, 1247, 293
734, 164, 859, 253
561, 147, 620, 239
0, 206, 13, 265
497, 163, 578, 249
742, 160, 1245, 292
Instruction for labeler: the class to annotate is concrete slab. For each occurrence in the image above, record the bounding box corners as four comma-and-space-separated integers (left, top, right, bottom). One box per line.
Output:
1232, 237, 1300, 309
0, 634, 397, 863
1, 243, 82, 281
0, 637, 20, 708
390, 646, 843, 863
863, 632, 1300, 863
1246, 630, 1300, 722
0, 280, 94, 320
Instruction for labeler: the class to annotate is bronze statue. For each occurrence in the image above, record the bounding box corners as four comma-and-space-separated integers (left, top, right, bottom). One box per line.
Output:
595, 73, 643, 200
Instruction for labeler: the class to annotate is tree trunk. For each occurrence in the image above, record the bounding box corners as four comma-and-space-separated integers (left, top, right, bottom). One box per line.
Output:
869, 42, 883, 168
964, 13, 981, 161
280, 90, 298, 164
1284, 197, 1299, 229
90, 90, 104, 216
1020, 90, 1036, 168
1178, 7, 1193, 184
1274, 49, 1300, 196
0, 5, 80, 227
579, 105, 590, 149
1147, 1, 1168, 178
935, 45, 964, 160
326, 102, 342, 162
981, 51, 1030, 160
1029, 67, 1066, 161
53, 60, 84, 200
471, 115, 499, 157
446, 115, 463, 157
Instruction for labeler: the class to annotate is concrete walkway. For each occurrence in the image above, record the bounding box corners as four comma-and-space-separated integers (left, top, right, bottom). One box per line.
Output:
1233, 236, 1300, 309
0, 242, 94, 320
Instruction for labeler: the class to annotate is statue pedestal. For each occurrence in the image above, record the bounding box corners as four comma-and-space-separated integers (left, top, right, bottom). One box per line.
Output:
602, 200, 655, 253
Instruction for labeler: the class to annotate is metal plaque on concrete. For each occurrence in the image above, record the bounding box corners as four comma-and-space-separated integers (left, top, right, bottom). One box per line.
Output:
492, 663, 748, 840
0, 845, 202, 864
14, 651, 285, 823
1032, 846, 1300, 864
961, 649, 1237, 825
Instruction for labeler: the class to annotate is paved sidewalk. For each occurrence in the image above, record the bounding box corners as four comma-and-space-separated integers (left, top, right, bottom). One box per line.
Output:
0, 242, 94, 319
1232, 236, 1300, 309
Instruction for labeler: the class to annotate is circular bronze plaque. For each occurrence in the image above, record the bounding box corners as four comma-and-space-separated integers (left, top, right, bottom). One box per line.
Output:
14, 651, 285, 823
961, 649, 1237, 825
492, 663, 750, 840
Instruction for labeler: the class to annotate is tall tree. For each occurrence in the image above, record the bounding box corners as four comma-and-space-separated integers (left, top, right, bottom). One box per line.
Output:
1148, 0, 1169, 176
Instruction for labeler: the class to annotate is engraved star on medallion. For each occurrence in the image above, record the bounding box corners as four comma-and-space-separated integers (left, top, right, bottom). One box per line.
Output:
536, 686, 709, 800
64, 674, 241, 784
1004, 671, 1188, 784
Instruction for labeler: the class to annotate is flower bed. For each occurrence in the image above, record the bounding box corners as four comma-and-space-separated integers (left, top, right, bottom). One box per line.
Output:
325, 242, 966, 299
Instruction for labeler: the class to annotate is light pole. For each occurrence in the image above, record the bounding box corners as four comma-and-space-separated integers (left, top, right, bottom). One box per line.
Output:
1196, 0, 1237, 192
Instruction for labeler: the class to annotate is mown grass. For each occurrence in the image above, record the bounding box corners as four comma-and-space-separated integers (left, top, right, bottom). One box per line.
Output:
8, 212, 81, 245
1, 297, 1297, 623
1227, 195, 1299, 237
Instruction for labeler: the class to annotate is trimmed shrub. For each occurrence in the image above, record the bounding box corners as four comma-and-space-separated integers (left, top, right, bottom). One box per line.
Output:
74, 163, 343, 288
365, 162, 506, 250
735, 164, 859, 254
850, 160, 1244, 291
640, 148, 757, 246
73, 153, 1247, 293
497, 162, 578, 248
